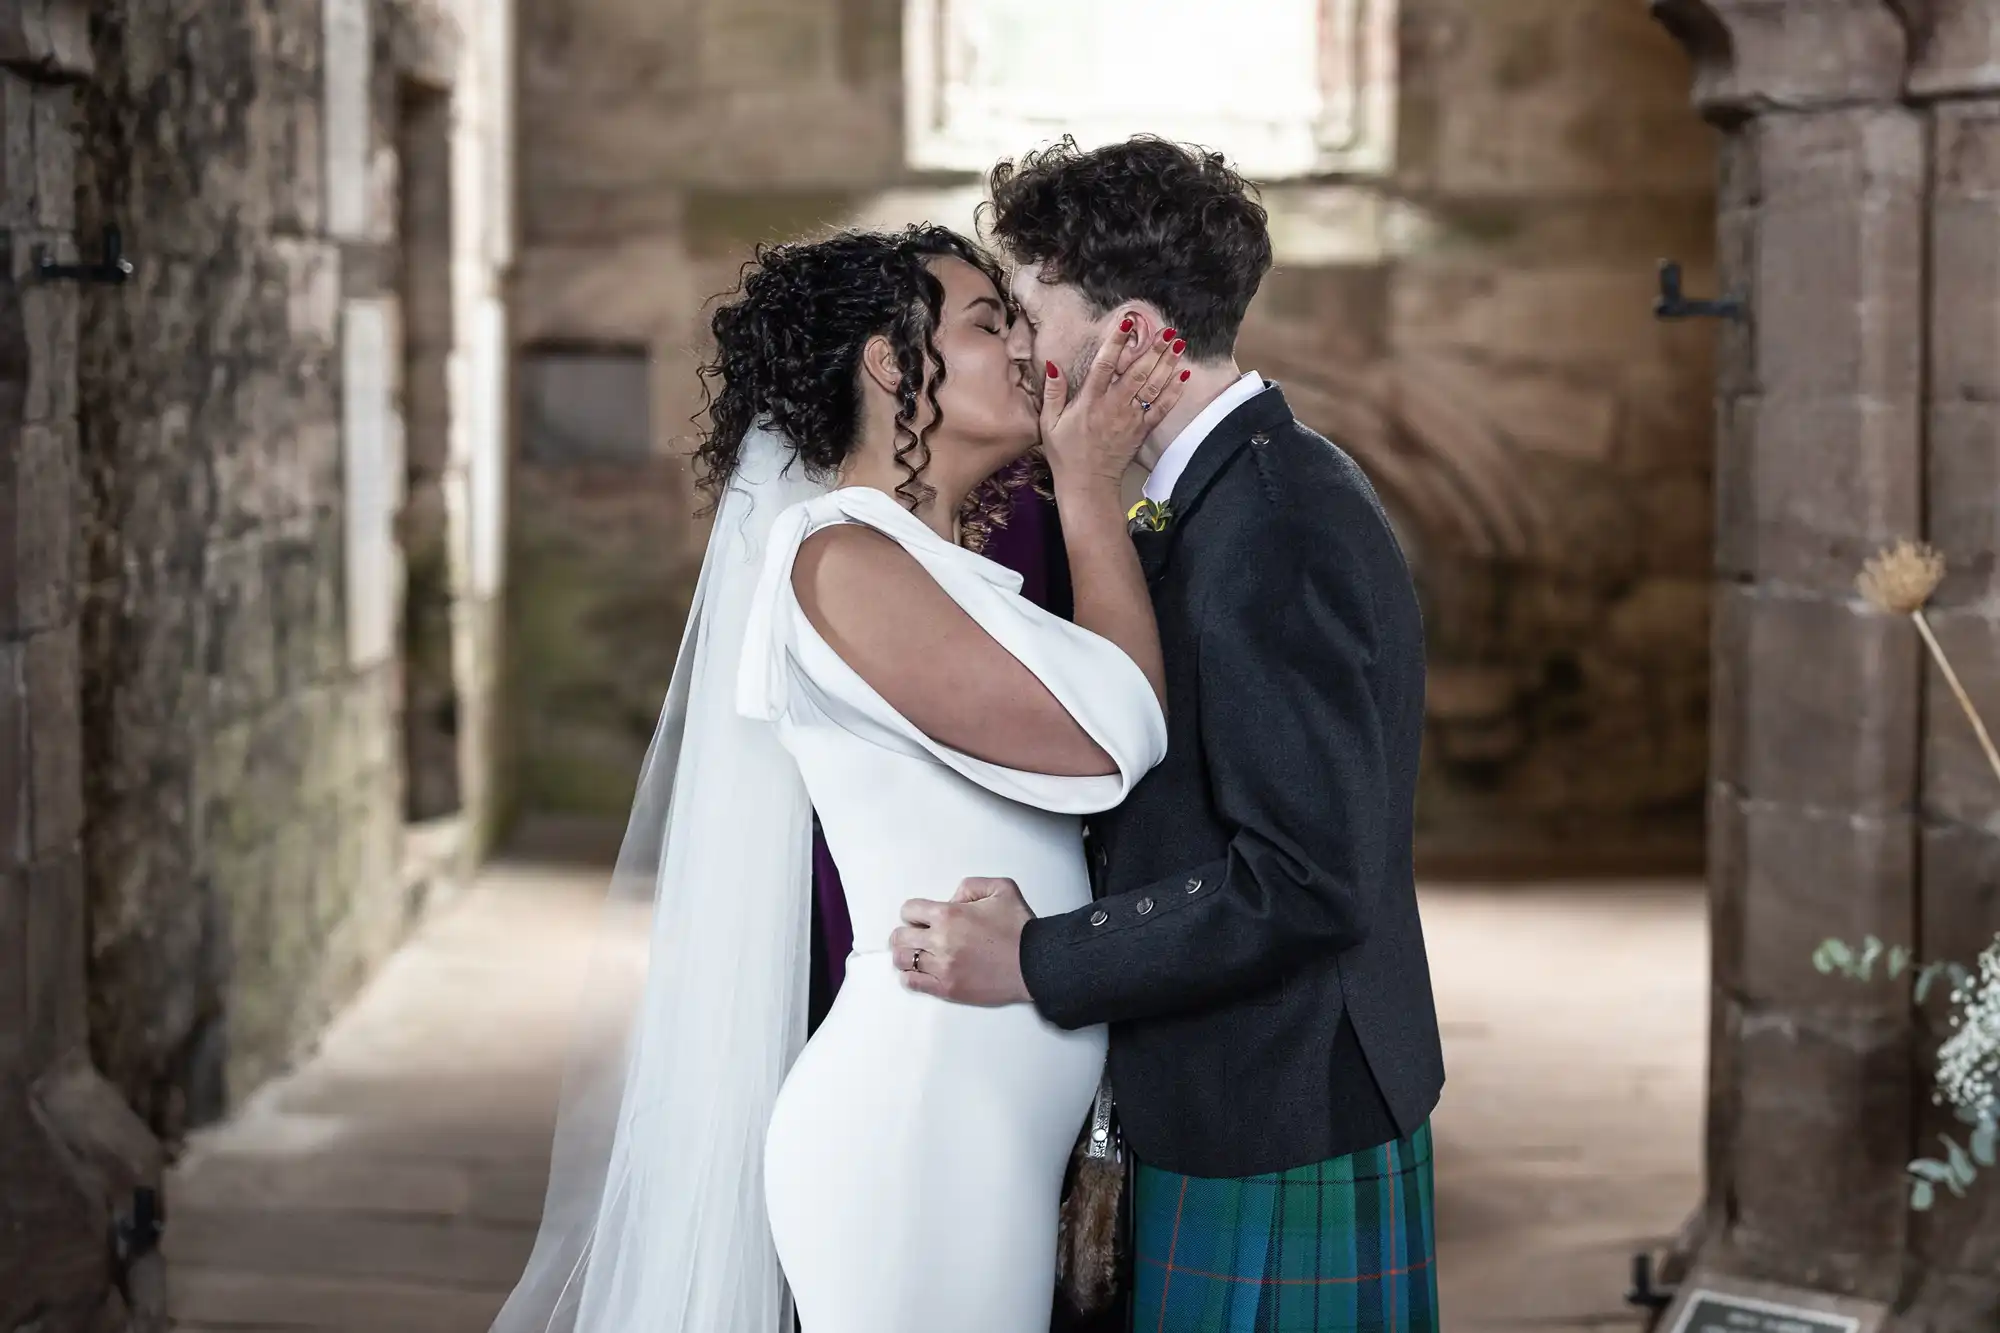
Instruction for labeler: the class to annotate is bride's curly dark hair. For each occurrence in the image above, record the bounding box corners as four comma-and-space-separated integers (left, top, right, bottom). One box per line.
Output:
692, 224, 1041, 545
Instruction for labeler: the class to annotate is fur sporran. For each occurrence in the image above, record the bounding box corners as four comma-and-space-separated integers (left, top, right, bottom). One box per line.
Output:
1056, 1076, 1124, 1315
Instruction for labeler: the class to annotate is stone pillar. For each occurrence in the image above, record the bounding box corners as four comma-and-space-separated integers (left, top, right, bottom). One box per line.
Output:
0, 2, 166, 1329
1658, 0, 2000, 1325
1905, 4, 2000, 1325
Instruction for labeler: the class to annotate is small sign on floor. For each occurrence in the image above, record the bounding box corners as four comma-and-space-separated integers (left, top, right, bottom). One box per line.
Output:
1664, 1272, 1887, 1333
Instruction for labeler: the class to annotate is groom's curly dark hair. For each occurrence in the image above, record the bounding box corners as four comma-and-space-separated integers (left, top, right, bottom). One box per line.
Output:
692, 225, 1039, 541
984, 136, 1273, 361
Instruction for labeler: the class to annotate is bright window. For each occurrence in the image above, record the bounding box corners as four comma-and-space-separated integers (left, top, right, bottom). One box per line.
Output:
904, 0, 1397, 180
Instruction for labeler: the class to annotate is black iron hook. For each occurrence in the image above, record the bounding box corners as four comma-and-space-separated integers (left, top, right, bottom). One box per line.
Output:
36, 225, 134, 285
1625, 1251, 1676, 1312
1654, 259, 1741, 321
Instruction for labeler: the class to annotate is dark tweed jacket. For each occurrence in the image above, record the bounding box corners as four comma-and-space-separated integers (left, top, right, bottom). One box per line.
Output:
1020, 384, 1444, 1180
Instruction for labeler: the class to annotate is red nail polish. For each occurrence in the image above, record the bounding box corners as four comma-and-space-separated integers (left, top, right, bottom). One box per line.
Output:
1161, 327, 1178, 342
1045, 361, 1059, 379
1180, 369, 1191, 381
1173, 339, 1186, 355
1120, 317, 1133, 333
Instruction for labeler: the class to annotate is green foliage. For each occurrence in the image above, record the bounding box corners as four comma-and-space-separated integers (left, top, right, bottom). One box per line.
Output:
1816, 935, 1993, 1211
1812, 935, 1970, 1002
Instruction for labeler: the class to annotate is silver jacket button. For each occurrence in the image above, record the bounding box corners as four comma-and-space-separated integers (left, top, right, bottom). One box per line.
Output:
1136, 897, 1154, 915
1185, 876, 1203, 894
1089, 909, 1109, 927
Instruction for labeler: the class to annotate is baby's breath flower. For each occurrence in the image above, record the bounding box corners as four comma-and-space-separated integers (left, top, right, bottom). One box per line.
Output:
1937, 937, 2000, 1124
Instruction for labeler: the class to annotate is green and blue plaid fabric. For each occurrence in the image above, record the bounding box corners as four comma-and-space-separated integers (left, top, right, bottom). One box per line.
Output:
1130, 1121, 1437, 1332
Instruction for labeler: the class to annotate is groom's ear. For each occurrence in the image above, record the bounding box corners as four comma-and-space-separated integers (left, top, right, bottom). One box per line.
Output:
1111, 305, 1161, 354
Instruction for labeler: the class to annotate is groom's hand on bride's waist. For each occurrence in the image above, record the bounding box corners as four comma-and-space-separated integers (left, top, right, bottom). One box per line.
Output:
888, 878, 1034, 1006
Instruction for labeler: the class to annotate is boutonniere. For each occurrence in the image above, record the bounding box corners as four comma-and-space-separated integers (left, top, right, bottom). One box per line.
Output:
1127, 498, 1173, 535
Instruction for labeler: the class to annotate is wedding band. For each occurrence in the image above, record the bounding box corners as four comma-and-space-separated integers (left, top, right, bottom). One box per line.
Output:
911, 949, 925, 974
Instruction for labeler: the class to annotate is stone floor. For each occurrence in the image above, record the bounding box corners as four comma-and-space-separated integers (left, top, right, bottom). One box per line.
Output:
163, 862, 1707, 1332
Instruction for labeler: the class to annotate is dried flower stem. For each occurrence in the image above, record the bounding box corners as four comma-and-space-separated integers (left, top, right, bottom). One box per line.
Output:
1912, 608, 2000, 789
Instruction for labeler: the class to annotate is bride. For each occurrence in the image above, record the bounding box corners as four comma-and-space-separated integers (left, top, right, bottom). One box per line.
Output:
489, 224, 1188, 1333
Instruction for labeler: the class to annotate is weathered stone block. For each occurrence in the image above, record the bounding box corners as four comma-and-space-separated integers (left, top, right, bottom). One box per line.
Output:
218, 710, 306, 850
1392, 263, 1677, 369
0, 642, 22, 869
1930, 198, 2000, 404
1725, 1005, 1912, 1295
1927, 400, 2000, 607
1748, 393, 1921, 594
389, 0, 461, 90
1714, 217, 1757, 401
1714, 394, 1754, 579
23, 77, 71, 229
1909, 0, 2000, 100
0, 0, 92, 79
1710, 790, 1916, 1007
1917, 819, 2000, 980
1918, 606, 2000, 829
1634, 466, 1714, 580
267, 533, 337, 697
0, 868, 24, 1065
202, 538, 279, 726
99, 576, 204, 799
190, 716, 252, 862
272, 237, 341, 356
1606, 577, 1710, 664
24, 843, 82, 1074
1712, 585, 1919, 811
1616, 354, 1716, 471
0, 70, 30, 231
20, 282, 75, 425
1936, 99, 2000, 202
95, 407, 219, 569
1671, 0, 1908, 119
0, 421, 73, 636
0, 1077, 105, 1328
80, 778, 202, 1119
323, 0, 372, 240
1754, 200, 1922, 402
24, 621, 78, 855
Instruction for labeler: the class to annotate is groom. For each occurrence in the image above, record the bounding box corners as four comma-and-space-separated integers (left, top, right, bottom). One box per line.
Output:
891, 137, 1446, 1331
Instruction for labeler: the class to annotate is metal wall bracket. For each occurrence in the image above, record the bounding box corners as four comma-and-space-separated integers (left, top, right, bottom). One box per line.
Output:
1626, 1251, 1676, 1312
112, 1185, 165, 1268
1654, 259, 1741, 321
35, 226, 133, 284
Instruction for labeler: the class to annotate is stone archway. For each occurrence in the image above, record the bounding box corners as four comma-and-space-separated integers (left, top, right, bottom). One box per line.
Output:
1651, 2, 2000, 1326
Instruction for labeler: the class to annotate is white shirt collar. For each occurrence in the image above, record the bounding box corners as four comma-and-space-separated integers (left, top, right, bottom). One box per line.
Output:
1143, 370, 1269, 504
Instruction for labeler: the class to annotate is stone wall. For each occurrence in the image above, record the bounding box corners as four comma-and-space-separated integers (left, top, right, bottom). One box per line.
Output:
507, 0, 907, 824
1, 2, 168, 1327
1261, 0, 1719, 870
69, 0, 511, 1137
1656, 2, 2000, 1327
510, 0, 1716, 870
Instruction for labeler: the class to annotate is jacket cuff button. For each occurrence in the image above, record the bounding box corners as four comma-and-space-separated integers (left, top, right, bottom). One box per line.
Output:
1185, 877, 1203, 894
1089, 909, 1109, 927
1136, 897, 1155, 916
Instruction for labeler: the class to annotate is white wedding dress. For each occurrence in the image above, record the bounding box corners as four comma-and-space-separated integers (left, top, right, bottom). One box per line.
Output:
741, 486, 1168, 1332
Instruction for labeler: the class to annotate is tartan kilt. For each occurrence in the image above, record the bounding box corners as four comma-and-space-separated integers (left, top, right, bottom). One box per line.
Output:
1130, 1121, 1437, 1333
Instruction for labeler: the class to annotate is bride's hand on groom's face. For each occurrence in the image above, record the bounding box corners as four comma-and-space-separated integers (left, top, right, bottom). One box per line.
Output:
888, 878, 1035, 1007
1039, 314, 1189, 490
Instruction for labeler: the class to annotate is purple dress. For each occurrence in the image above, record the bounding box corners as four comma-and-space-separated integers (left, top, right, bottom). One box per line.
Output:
808, 471, 1064, 1009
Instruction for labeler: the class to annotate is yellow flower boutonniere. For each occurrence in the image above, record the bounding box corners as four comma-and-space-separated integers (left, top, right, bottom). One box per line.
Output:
1127, 498, 1173, 535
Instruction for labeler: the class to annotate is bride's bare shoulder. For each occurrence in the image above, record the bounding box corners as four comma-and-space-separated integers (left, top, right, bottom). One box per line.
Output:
790, 522, 942, 638
785, 520, 1113, 776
